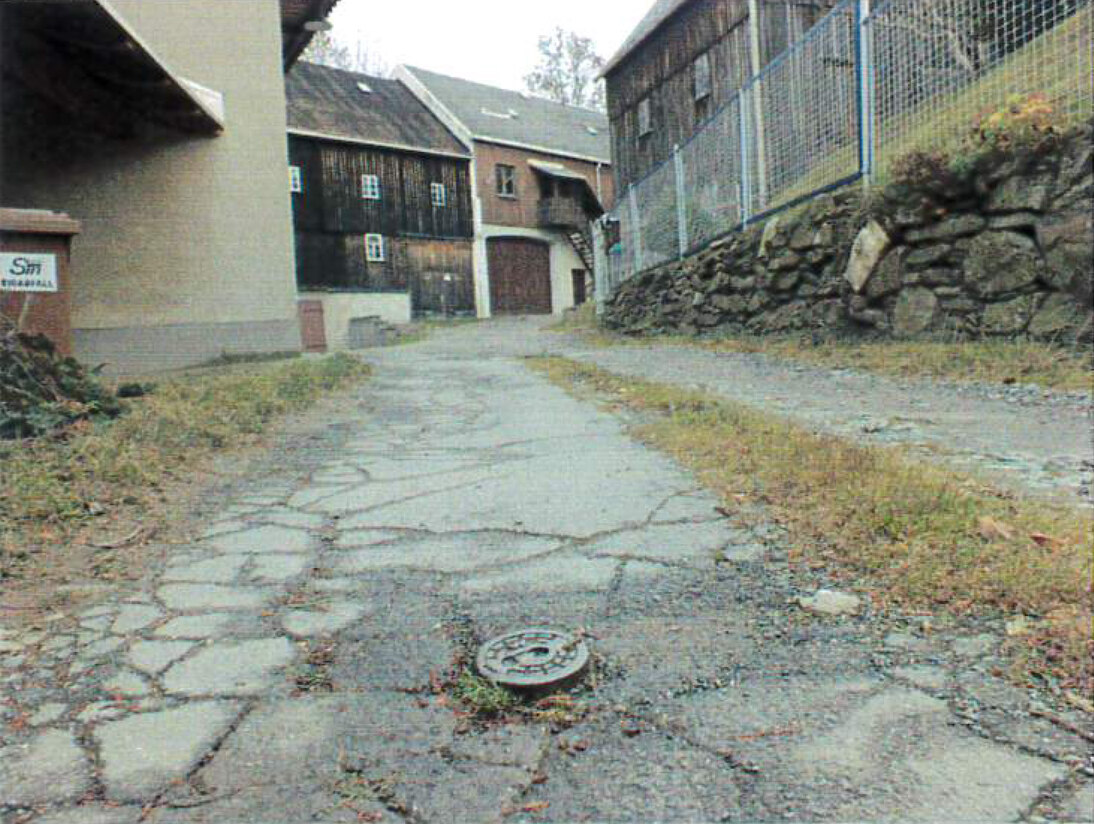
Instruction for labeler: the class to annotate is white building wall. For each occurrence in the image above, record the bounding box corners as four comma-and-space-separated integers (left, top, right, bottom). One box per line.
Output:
3, 0, 301, 372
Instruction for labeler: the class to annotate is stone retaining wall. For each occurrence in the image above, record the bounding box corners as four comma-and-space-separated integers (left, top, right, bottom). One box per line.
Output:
605, 124, 1093, 343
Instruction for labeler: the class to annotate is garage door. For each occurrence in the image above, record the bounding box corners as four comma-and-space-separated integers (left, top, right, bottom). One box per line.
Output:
487, 237, 552, 315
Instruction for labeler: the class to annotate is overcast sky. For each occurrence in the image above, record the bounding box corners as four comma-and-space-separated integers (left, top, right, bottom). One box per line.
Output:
326, 0, 653, 89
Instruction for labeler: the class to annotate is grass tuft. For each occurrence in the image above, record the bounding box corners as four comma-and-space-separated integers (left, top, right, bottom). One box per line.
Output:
449, 669, 520, 716
0, 354, 370, 579
529, 356, 1093, 694
694, 336, 1093, 393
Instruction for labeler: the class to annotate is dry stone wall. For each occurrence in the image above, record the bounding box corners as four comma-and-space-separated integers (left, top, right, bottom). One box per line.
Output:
605, 124, 1093, 344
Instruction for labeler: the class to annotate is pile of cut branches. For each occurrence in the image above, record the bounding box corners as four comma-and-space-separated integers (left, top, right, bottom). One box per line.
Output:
0, 326, 121, 439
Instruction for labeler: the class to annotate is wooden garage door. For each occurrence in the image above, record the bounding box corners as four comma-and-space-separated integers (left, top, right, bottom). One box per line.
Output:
488, 237, 552, 315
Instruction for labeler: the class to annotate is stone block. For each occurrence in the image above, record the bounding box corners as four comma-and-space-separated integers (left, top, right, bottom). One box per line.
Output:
1028, 293, 1088, 339
844, 220, 891, 293
904, 214, 986, 243
864, 250, 903, 299
1037, 213, 1094, 301
982, 295, 1039, 335
904, 243, 952, 270
964, 232, 1040, 297
988, 175, 1053, 213
773, 270, 801, 291
893, 288, 939, 337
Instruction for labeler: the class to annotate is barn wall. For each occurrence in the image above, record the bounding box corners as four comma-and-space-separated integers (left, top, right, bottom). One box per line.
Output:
2, 0, 302, 372
606, 0, 839, 192
289, 135, 475, 316
289, 136, 474, 239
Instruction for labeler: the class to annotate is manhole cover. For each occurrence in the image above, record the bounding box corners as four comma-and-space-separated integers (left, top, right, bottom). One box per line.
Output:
476, 628, 589, 689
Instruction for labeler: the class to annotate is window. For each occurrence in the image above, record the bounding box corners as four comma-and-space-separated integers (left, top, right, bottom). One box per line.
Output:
637, 98, 652, 138
361, 174, 381, 200
289, 165, 302, 193
694, 52, 712, 101
365, 233, 385, 262
495, 164, 516, 197
430, 182, 447, 207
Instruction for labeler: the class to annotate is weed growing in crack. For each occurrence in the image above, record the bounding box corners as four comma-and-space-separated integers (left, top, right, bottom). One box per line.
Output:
332, 771, 407, 821
290, 640, 336, 694
450, 669, 520, 716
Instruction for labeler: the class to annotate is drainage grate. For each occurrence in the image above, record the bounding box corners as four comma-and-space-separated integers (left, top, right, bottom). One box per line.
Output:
476, 628, 590, 689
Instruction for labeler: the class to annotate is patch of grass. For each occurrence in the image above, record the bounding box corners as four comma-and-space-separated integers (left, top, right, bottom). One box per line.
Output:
197, 350, 302, 368
389, 316, 481, 347
0, 354, 370, 579
695, 336, 1093, 393
548, 304, 598, 333
570, 324, 1092, 393
449, 669, 520, 716
528, 356, 1093, 694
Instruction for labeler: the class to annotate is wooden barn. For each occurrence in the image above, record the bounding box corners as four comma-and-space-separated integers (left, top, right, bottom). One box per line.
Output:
397, 66, 614, 317
603, 0, 840, 192
286, 63, 475, 344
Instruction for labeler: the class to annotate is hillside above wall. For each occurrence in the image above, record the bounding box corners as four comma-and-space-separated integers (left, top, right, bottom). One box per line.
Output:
605, 122, 1093, 345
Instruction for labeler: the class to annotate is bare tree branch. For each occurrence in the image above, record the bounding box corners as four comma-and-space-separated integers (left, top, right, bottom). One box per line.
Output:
524, 28, 606, 111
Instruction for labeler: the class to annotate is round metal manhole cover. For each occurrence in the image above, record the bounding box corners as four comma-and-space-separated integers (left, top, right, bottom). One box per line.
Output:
476, 628, 590, 689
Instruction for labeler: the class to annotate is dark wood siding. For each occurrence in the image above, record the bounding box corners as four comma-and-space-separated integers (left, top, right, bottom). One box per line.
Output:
606, 0, 838, 192
290, 136, 473, 238
289, 135, 474, 314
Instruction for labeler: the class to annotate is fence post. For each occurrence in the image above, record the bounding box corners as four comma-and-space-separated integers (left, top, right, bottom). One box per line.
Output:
673, 144, 688, 259
746, 0, 769, 209
857, 0, 875, 187
592, 217, 608, 315
738, 89, 752, 227
628, 187, 644, 275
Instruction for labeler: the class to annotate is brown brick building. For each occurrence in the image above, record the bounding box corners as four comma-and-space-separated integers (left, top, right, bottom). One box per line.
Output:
397, 66, 613, 316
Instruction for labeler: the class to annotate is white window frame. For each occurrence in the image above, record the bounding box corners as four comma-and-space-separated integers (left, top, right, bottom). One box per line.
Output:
289, 165, 303, 193
496, 164, 516, 198
361, 173, 381, 200
365, 233, 385, 262
637, 97, 653, 137
430, 182, 447, 207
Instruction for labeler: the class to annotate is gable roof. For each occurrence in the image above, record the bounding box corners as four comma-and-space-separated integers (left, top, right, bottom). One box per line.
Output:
286, 62, 470, 157
281, 0, 342, 69
603, 0, 691, 76
400, 66, 611, 164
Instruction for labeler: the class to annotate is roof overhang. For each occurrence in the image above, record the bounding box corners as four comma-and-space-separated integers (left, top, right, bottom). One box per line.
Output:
527, 159, 592, 183
0, 0, 224, 136
601, 0, 691, 78
527, 159, 604, 213
475, 136, 610, 167
281, 0, 342, 70
287, 127, 472, 161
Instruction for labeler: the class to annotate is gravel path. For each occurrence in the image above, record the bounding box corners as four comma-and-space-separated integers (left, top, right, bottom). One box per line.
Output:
0, 319, 1090, 823
560, 335, 1093, 504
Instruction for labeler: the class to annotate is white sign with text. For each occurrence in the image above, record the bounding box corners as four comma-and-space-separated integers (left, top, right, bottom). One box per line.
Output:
0, 253, 58, 293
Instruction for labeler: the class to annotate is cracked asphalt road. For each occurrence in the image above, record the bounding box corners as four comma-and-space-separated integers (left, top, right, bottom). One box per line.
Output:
1, 319, 1091, 823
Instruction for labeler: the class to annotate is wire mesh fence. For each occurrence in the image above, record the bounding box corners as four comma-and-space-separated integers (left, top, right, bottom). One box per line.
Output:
743, 1, 861, 219
868, 0, 1094, 178
600, 0, 1093, 298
